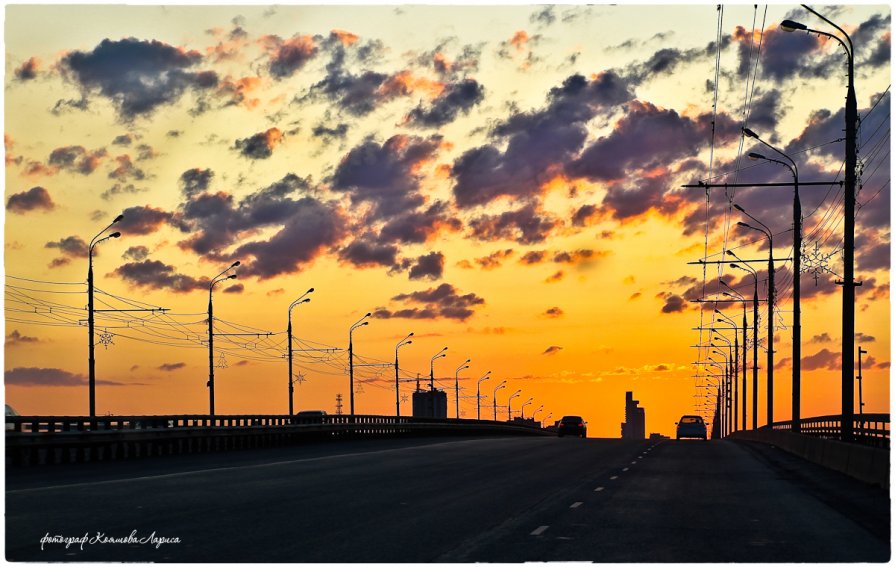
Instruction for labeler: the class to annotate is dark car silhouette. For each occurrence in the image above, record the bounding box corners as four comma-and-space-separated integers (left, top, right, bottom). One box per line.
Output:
557, 415, 587, 438
676, 415, 707, 440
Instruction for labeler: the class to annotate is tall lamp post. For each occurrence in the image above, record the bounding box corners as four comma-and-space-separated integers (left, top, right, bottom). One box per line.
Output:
745, 131, 802, 433
395, 333, 413, 417
713, 324, 738, 433
521, 398, 533, 419
532, 405, 544, 421
730, 257, 761, 429
735, 204, 776, 426
208, 260, 240, 416
454, 358, 470, 419
287, 288, 314, 415
476, 371, 491, 420
781, 5, 856, 443
507, 390, 521, 421
719, 286, 749, 432
429, 347, 447, 391
348, 313, 371, 416
87, 214, 123, 417
493, 381, 506, 421
712, 336, 735, 435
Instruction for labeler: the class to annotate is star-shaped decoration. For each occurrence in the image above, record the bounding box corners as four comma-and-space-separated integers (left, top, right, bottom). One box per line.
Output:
293, 372, 306, 385
355, 383, 365, 394
98, 330, 114, 349
400, 394, 409, 403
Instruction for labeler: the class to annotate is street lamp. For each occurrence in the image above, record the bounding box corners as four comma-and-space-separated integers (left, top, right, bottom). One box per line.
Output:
746, 129, 803, 434
208, 260, 240, 416
781, 6, 857, 441
493, 380, 506, 421
713, 325, 738, 434
521, 397, 533, 419
395, 333, 413, 417
429, 347, 447, 391
349, 313, 371, 416
287, 288, 314, 415
719, 285, 749, 432
454, 358, 470, 419
87, 213, 123, 417
476, 371, 491, 420
734, 203, 776, 427
532, 405, 544, 421
710, 350, 729, 437
507, 389, 521, 421
730, 256, 761, 429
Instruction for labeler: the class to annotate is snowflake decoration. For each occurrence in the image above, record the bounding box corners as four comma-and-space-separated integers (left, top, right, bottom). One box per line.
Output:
292, 372, 306, 385
355, 383, 365, 394
215, 353, 228, 369
98, 330, 115, 349
400, 394, 409, 403
801, 241, 838, 285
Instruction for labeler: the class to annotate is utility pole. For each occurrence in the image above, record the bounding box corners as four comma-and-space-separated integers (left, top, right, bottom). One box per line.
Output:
287, 288, 313, 415
348, 313, 371, 416
208, 261, 240, 416
857, 346, 867, 418
87, 214, 123, 417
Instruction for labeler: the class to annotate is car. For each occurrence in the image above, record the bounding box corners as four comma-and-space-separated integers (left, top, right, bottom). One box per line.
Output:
557, 415, 587, 438
676, 415, 707, 440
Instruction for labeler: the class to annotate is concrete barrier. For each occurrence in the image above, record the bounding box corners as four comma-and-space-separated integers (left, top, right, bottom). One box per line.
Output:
729, 429, 889, 488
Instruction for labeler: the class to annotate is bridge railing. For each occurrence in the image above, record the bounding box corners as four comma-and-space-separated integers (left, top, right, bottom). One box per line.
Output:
5, 413, 549, 466
769, 413, 889, 447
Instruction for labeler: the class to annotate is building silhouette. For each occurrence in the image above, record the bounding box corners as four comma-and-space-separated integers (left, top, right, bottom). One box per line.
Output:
621, 391, 645, 439
412, 390, 447, 418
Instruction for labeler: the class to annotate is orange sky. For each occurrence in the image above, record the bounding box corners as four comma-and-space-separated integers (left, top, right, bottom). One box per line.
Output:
4, 4, 890, 437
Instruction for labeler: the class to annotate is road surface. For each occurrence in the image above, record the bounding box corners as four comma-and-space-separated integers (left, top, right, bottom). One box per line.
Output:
6, 435, 890, 561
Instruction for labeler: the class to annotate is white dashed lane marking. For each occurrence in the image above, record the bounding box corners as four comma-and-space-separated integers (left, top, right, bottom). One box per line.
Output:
622, 467, 629, 472
530, 525, 550, 536
594, 487, 604, 492
569, 502, 583, 509
610, 475, 618, 480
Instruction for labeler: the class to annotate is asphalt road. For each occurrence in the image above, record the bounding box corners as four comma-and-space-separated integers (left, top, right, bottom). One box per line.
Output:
6, 435, 890, 562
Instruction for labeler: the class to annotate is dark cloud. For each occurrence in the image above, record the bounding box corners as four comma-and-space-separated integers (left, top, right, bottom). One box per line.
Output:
571, 204, 598, 227
338, 238, 399, 268
117, 205, 173, 235
405, 79, 485, 127
262, 34, 319, 78
112, 134, 134, 146
519, 250, 548, 265
474, 249, 514, 270
223, 283, 244, 294
376, 201, 462, 244
408, 251, 444, 280
5, 367, 134, 387
158, 362, 186, 371
108, 154, 145, 182
810, 332, 832, 343
45, 235, 89, 258
48, 145, 107, 175
312, 122, 349, 141
468, 203, 559, 244
6, 330, 39, 346
122, 245, 150, 261
180, 168, 214, 198
373, 283, 485, 321
543, 307, 564, 318
102, 183, 145, 200
542, 345, 563, 355
113, 259, 209, 293
61, 38, 218, 119
234, 128, 283, 159
529, 6, 556, 27
856, 332, 876, 343
545, 270, 564, 283
553, 249, 598, 265
7, 186, 54, 214
802, 348, 840, 371
14, 57, 40, 80
660, 293, 687, 314
452, 72, 635, 208
331, 134, 441, 220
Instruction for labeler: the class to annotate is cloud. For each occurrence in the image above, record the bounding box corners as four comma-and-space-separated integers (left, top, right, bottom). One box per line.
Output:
102, 183, 146, 200
48, 145, 107, 175
529, 6, 556, 27
180, 168, 215, 198
223, 283, 244, 294
5, 367, 135, 387
407, 251, 445, 280
118, 205, 174, 235
234, 128, 284, 159
108, 154, 145, 182
468, 202, 559, 244
61, 37, 218, 119
553, 249, 600, 265
405, 79, 485, 127
660, 293, 687, 314
810, 332, 832, 343
542, 345, 563, 355
338, 238, 399, 268
157, 362, 186, 371
543, 306, 564, 318
122, 245, 150, 261
261, 34, 319, 78
113, 260, 210, 293
474, 249, 515, 270
6, 330, 40, 346
856, 332, 876, 343
14, 57, 40, 80
802, 348, 840, 371
45, 235, 89, 260
7, 186, 54, 214
312, 122, 349, 142
545, 270, 564, 283
519, 250, 548, 265
571, 204, 598, 226
331, 134, 441, 220
451, 72, 635, 208
373, 283, 485, 321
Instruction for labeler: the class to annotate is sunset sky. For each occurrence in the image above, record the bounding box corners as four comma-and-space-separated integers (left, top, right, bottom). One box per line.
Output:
4, 4, 890, 437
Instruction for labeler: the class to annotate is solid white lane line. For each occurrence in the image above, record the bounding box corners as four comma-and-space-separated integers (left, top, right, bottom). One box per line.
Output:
594, 487, 604, 492
530, 525, 550, 536
569, 502, 583, 509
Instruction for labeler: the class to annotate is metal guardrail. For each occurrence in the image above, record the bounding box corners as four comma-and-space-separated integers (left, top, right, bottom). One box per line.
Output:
5, 414, 550, 466
769, 413, 889, 447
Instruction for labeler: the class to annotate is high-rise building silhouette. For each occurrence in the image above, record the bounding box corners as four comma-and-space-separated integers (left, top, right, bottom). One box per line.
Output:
621, 391, 645, 439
